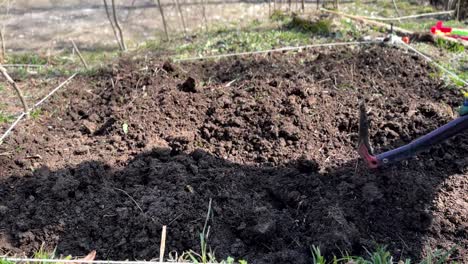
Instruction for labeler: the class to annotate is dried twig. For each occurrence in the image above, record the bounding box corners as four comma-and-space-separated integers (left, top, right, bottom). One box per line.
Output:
0, 65, 28, 113
391, 0, 401, 18
113, 187, 144, 213
0, 0, 12, 63
111, 0, 127, 51
201, 0, 208, 30
103, 0, 124, 51
155, 0, 169, 40
71, 39, 89, 69
0, 29, 4, 63
25, 154, 42, 159
113, 187, 159, 224
174, 0, 187, 37
159, 226, 167, 263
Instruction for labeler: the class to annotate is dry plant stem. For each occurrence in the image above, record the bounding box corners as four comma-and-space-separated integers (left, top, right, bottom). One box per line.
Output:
71, 40, 89, 69
174, 0, 187, 37
111, 0, 127, 51
268, 0, 271, 16
0, 65, 28, 113
391, 0, 401, 18
113, 187, 144, 213
103, 0, 124, 50
155, 0, 169, 40
301, 0, 304, 12
201, 0, 208, 30
0, 29, 4, 62
456, 0, 461, 20
0, 0, 11, 63
159, 226, 167, 263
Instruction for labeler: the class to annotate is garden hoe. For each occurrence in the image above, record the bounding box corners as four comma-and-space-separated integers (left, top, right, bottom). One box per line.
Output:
358, 93, 468, 168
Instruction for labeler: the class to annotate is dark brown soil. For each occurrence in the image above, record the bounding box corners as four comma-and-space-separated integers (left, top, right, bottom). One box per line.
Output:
0, 45, 467, 263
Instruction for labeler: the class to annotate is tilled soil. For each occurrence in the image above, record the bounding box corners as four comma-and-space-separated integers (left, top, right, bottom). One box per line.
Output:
0, 45, 467, 263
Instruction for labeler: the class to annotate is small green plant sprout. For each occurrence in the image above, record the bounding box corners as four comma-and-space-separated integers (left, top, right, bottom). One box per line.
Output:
0, 111, 14, 124
419, 246, 456, 264
435, 38, 465, 53
122, 122, 129, 134
311, 245, 326, 264
0, 259, 14, 264
30, 109, 42, 119
185, 198, 215, 264
365, 246, 393, 264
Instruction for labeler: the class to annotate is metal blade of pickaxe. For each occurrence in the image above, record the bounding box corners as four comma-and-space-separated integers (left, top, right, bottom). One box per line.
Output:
357, 102, 379, 168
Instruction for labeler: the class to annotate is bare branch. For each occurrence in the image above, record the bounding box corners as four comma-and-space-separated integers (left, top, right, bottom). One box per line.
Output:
392, 0, 401, 18
155, 0, 169, 40
201, 0, 208, 30
111, 0, 127, 51
0, 65, 28, 114
103, 0, 124, 50
174, 0, 187, 37
0, 29, 5, 62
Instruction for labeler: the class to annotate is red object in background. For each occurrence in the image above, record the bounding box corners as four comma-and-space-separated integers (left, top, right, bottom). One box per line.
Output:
402, 36, 410, 44
431, 21, 452, 35
431, 21, 468, 41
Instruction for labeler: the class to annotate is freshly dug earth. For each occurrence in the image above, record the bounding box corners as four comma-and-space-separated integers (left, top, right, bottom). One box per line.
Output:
0, 46, 467, 263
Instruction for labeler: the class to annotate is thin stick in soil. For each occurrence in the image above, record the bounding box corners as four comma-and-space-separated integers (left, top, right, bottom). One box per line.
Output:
0, 65, 28, 114
159, 225, 167, 263
71, 40, 89, 69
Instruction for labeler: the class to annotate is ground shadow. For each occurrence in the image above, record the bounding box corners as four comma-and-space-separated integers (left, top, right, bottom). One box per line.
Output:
1, 142, 466, 263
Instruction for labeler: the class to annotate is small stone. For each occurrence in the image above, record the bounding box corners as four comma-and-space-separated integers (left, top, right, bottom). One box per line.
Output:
73, 146, 89, 155
0, 205, 8, 216
81, 120, 97, 134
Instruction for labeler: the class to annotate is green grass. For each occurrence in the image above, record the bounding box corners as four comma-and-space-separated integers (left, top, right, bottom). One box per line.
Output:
174, 27, 312, 59
310, 245, 458, 264
398, 19, 466, 33
435, 38, 465, 53
170, 14, 337, 59
30, 109, 42, 120
285, 15, 332, 35
0, 245, 458, 264
0, 111, 15, 124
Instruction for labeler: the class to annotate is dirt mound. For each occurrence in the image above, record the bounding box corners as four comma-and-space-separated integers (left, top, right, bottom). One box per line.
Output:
0, 46, 467, 263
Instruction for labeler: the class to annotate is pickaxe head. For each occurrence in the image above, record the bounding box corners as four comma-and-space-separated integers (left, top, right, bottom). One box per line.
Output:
358, 102, 380, 168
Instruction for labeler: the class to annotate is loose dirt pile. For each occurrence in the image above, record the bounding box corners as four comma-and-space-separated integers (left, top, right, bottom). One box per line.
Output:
0, 45, 467, 263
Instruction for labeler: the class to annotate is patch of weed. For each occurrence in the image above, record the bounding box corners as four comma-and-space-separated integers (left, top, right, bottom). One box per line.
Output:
7, 53, 48, 65
0, 111, 14, 124
435, 38, 465, 53
286, 15, 332, 35
30, 109, 42, 119
270, 9, 288, 22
